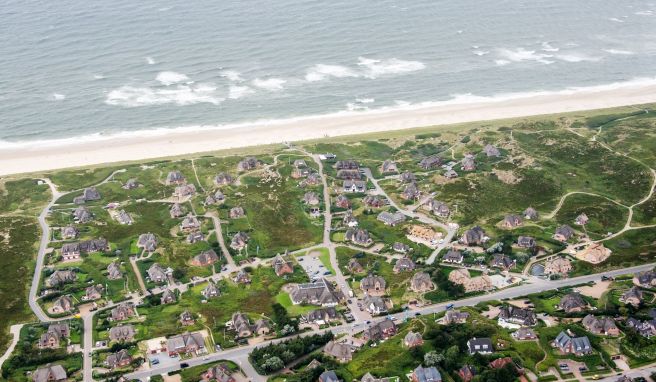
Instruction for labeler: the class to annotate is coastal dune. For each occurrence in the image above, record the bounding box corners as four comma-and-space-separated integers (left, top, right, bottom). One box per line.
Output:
2, 82, 656, 176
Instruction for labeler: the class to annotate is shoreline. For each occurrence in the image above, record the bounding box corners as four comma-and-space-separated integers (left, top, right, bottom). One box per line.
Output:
2, 82, 656, 176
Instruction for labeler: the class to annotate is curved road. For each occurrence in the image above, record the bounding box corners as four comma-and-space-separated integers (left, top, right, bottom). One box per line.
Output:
29, 179, 63, 322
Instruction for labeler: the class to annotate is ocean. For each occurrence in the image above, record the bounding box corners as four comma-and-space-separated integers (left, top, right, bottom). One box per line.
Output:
1, 0, 655, 146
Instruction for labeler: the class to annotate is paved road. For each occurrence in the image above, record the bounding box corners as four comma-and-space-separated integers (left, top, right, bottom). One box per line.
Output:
205, 211, 236, 268
82, 313, 94, 382
0, 324, 24, 369
311, 154, 367, 322
29, 179, 63, 322
125, 262, 655, 381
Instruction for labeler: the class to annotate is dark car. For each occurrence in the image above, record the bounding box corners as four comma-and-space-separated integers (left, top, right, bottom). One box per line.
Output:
180, 363, 189, 368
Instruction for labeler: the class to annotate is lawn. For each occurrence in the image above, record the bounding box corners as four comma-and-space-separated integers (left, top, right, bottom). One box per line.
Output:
317, 248, 335, 275
275, 292, 316, 316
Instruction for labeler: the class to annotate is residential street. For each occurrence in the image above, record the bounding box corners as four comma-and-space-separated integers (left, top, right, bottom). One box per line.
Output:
20, 154, 656, 382
125, 262, 655, 381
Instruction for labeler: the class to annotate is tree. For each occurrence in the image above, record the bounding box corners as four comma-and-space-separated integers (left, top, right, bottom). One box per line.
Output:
261, 356, 284, 373
444, 345, 460, 369
424, 350, 444, 366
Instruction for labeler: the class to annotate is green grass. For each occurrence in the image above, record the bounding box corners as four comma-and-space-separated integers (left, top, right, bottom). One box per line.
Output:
0, 217, 39, 355
175, 360, 239, 382
553, 194, 628, 240
96, 265, 309, 346
0, 179, 50, 214
317, 248, 335, 275
275, 292, 316, 316
48, 165, 127, 191
221, 168, 323, 258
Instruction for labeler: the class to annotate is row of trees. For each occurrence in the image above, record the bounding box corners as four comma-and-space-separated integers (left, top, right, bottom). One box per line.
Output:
249, 332, 334, 374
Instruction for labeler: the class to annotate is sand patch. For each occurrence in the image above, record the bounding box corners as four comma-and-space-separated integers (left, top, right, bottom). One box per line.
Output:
492, 169, 521, 184
577, 280, 611, 299
482, 305, 501, 319
507, 299, 531, 309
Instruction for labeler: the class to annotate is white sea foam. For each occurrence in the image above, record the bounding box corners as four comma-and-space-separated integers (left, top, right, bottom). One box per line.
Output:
541, 42, 560, 52
251, 78, 286, 91
105, 83, 223, 107
346, 102, 369, 111
220, 70, 244, 82
355, 98, 375, 104
357, 57, 426, 79
93, 74, 105, 79
603, 49, 634, 55
472, 50, 490, 56
494, 59, 511, 66
635, 10, 654, 16
51, 93, 66, 101
146, 57, 156, 65
228, 85, 255, 100
496, 48, 554, 64
608, 17, 625, 23
554, 53, 601, 62
305, 64, 359, 82
156, 71, 189, 85
7, 77, 656, 150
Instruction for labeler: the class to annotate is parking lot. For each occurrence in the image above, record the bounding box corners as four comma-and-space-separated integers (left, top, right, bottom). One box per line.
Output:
297, 254, 331, 280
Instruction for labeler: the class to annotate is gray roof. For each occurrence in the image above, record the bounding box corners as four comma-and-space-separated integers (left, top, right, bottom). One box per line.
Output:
554, 331, 591, 353
499, 306, 537, 326
167, 331, 205, 352
107, 262, 122, 280
555, 225, 575, 240
413, 366, 442, 382
109, 325, 136, 341
377, 211, 406, 225
320, 370, 341, 382
461, 226, 486, 245
105, 349, 131, 368
559, 293, 587, 311
193, 249, 219, 265
361, 274, 386, 292
137, 233, 158, 251
467, 337, 493, 354
324, 341, 352, 361
32, 364, 67, 382
443, 249, 463, 262
345, 228, 371, 245
290, 278, 341, 306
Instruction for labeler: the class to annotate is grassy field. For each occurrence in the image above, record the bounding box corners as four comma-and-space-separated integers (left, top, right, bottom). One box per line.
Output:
553, 194, 629, 240
0, 217, 39, 355
0, 179, 50, 215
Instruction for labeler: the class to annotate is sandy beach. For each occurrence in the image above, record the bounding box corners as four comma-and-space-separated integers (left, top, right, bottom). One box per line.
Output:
2, 82, 656, 176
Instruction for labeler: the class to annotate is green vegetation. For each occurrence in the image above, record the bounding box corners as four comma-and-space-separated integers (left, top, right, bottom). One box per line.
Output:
0, 217, 39, 355
2, 322, 83, 381
175, 360, 239, 382
249, 332, 334, 374
0, 179, 50, 214
553, 194, 628, 240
